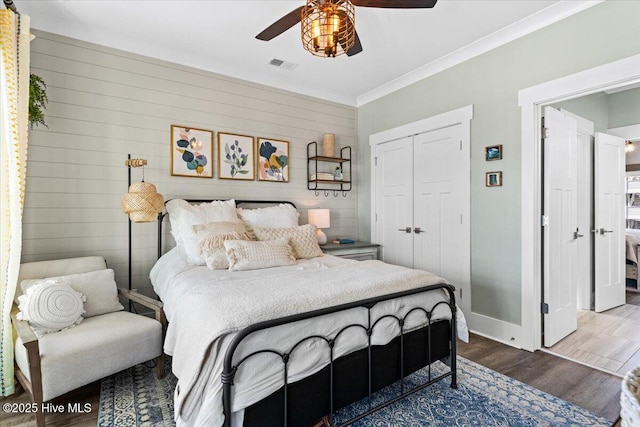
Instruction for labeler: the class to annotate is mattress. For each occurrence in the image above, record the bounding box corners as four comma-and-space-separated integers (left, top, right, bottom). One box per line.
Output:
150, 248, 468, 427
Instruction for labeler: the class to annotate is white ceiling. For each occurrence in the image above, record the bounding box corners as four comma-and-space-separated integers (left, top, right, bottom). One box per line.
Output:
18, 0, 600, 106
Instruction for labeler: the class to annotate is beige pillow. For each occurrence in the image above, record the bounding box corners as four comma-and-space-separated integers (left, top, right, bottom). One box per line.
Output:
20, 269, 124, 318
194, 221, 255, 270
253, 224, 323, 259
224, 238, 296, 271
166, 199, 239, 265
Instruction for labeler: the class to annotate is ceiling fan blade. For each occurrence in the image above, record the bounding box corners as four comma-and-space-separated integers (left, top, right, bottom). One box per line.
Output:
336, 12, 363, 57
346, 31, 363, 56
351, 0, 437, 8
256, 5, 305, 41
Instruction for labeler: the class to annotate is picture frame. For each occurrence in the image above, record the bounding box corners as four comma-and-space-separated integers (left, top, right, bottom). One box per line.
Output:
170, 125, 213, 178
485, 144, 503, 161
257, 137, 289, 182
218, 132, 255, 180
486, 171, 503, 187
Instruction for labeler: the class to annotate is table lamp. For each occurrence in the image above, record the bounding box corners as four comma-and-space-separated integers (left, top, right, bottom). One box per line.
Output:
308, 208, 330, 244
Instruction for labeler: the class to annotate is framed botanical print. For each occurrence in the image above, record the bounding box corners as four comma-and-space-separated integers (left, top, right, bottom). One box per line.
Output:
170, 125, 213, 178
218, 132, 255, 180
257, 138, 289, 182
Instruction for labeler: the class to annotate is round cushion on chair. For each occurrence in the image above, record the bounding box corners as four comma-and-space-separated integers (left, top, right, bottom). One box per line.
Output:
17, 280, 85, 336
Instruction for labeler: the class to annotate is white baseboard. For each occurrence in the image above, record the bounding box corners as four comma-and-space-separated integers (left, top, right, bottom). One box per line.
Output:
467, 312, 522, 349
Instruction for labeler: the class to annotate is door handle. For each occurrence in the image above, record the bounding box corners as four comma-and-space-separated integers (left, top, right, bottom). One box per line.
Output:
414, 227, 423, 234
591, 228, 614, 235
398, 227, 411, 233
574, 228, 584, 239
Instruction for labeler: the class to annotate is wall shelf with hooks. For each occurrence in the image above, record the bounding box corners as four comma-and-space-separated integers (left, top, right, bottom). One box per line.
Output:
307, 141, 352, 197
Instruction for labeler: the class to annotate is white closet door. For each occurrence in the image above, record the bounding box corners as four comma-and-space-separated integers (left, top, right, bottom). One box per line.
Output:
374, 136, 414, 267
413, 124, 463, 285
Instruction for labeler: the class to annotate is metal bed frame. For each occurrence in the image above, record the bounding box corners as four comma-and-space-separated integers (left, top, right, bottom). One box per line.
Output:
156, 199, 458, 427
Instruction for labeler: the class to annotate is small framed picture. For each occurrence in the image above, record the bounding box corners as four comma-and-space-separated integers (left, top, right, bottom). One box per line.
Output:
486, 171, 502, 187
257, 138, 289, 182
218, 132, 255, 180
485, 144, 503, 161
170, 125, 214, 178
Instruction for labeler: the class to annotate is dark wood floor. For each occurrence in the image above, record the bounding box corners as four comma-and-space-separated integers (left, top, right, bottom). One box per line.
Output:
458, 334, 622, 424
0, 333, 622, 426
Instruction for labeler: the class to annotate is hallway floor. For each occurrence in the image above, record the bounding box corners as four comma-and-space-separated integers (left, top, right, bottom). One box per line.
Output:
548, 292, 640, 377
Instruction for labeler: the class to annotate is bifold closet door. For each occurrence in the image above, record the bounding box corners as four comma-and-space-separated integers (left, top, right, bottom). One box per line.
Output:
374, 136, 414, 267
413, 125, 464, 284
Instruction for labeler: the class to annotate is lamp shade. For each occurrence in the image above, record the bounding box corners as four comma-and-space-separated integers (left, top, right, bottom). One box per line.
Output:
308, 208, 330, 229
121, 181, 164, 223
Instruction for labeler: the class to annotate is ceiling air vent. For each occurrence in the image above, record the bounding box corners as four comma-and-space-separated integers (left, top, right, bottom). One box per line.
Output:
268, 58, 299, 71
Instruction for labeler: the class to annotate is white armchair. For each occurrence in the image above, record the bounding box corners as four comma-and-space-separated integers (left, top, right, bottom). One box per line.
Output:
11, 256, 165, 427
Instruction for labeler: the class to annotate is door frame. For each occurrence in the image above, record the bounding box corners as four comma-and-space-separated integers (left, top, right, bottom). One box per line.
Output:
519, 53, 640, 352
369, 104, 473, 317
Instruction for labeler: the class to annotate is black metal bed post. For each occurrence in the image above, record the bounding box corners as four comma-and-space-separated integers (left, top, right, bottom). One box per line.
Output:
446, 286, 458, 389
157, 212, 164, 260
3, 0, 17, 13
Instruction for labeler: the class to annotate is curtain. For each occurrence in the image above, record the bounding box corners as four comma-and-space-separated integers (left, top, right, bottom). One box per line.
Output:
0, 9, 30, 397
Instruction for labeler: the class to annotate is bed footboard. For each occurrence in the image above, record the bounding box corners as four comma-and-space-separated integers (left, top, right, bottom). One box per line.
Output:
222, 283, 458, 427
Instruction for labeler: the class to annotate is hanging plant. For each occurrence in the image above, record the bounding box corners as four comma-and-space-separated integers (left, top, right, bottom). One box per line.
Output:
29, 73, 48, 129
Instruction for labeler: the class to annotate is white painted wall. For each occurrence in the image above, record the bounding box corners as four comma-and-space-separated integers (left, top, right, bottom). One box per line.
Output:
25, 31, 357, 297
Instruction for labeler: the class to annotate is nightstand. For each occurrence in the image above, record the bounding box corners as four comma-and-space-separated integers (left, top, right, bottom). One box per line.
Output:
320, 241, 380, 261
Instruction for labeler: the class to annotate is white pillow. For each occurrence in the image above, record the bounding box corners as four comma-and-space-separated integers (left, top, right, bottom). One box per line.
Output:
166, 199, 239, 264
237, 204, 299, 228
224, 238, 296, 271
253, 224, 323, 259
17, 281, 85, 336
194, 220, 255, 270
20, 269, 124, 318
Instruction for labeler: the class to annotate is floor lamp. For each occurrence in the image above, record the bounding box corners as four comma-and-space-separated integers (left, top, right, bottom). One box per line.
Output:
122, 155, 164, 310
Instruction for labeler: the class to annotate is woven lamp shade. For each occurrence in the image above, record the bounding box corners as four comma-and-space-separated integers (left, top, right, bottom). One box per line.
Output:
122, 182, 164, 223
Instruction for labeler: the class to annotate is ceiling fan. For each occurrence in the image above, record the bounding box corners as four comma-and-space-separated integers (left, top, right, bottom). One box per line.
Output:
256, 0, 438, 58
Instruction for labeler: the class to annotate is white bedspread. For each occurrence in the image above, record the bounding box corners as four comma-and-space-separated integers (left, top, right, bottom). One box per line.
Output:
151, 249, 468, 427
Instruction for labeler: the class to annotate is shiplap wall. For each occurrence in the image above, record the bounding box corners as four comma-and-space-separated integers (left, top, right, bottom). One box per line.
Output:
24, 31, 357, 297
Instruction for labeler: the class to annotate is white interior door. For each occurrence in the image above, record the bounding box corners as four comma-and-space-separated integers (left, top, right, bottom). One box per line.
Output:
561, 109, 594, 311
413, 125, 463, 288
594, 132, 626, 312
374, 137, 414, 267
543, 106, 579, 347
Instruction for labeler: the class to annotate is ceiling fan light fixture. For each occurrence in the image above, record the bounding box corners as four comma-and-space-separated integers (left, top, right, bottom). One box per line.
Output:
301, 0, 355, 58
627, 140, 635, 153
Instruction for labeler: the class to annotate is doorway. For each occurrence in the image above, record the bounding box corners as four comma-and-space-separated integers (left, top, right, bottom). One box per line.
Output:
540, 93, 638, 375
519, 53, 640, 353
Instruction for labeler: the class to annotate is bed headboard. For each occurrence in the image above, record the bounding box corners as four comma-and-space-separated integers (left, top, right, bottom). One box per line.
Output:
157, 199, 297, 259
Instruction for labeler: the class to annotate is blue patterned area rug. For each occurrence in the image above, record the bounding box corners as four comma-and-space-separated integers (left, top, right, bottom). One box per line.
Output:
97, 357, 612, 427
98, 361, 177, 427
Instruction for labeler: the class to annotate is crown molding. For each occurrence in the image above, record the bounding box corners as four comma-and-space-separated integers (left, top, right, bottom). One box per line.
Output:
355, 0, 603, 107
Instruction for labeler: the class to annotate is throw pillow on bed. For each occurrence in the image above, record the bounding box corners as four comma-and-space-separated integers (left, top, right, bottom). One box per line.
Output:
17, 281, 85, 336
166, 199, 239, 265
20, 269, 124, 318
194, 220, 256, 270
224, 237, 296, 271
253, 224, 323, 259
